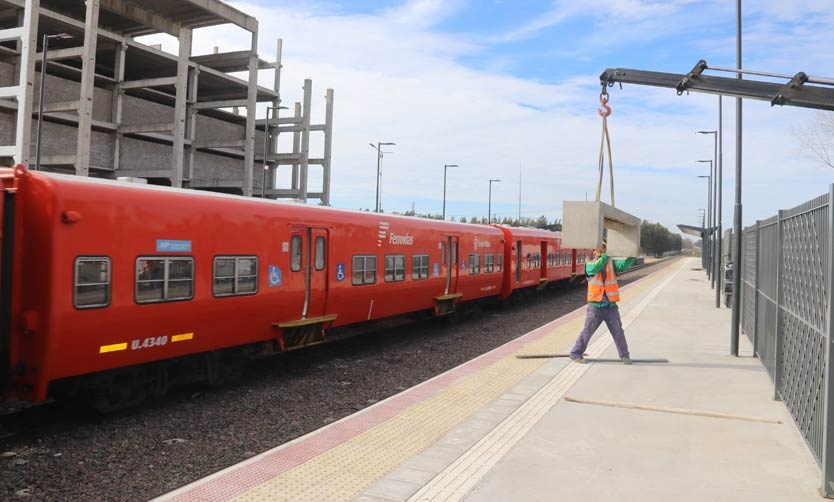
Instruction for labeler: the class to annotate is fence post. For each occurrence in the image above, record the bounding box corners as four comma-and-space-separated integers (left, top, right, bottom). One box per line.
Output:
823, 184, 834, 496
753, 220, 761, 357
774, 211, 784, 401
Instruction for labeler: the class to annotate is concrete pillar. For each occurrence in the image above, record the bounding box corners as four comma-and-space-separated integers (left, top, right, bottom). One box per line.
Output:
242, 29, 259, 196
75, 0, 100, 176
321, 88, 334, 205
171, 26, 192, 187
111, 42, 126, 174
298, 79, 312, 202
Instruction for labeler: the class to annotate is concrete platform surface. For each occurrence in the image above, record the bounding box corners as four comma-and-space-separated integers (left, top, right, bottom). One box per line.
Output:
156, 258, 823, 502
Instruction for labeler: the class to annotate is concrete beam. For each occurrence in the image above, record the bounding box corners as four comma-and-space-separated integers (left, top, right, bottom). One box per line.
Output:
194, 139, 246, 149
0, 85, 21, 99
193, 99, 248, 110
121, 76, 178, 89
561, 201, 642, 257
182, 0, 258, 32
37, 100, 80, 113
40, 154, 78, 165
119, 122, 174, 133
36, 46, 84, 61
119, 169, 178, 179
0, 27, 23, 43
99, 0, 182, 38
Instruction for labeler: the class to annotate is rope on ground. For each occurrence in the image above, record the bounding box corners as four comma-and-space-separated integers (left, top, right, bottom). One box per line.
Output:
563, 396, 782, 424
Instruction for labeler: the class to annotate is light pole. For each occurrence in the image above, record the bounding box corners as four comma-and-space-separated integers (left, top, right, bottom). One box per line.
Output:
36, 33, 72, 171
698, 159, 714, 282
370, 142, 396, 212
698, 175, 711, 271
442, 164, 458, 220
262, 105, 284, 198
699, 128, 721, 306
488, 178, 501, 223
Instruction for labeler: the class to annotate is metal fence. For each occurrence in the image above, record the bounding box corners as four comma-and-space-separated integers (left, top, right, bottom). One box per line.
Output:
739, 187, 834, 496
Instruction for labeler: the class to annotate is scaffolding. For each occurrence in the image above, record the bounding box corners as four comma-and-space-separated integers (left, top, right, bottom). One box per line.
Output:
0, 0, 334, 203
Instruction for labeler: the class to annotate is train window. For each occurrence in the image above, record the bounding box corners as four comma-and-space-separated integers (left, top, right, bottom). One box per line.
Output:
547, 253, 554, 267
74, 257, 111, 309
526, 253, 532, 270
452, 242, 458, 265
441, 242, 446, 265
352, 255, 377, 285
497, 253, 503, 272
484, 253, 494, 273
136, 257, 194, 303
567, 254, 572, 265
213, 256, 258, 297
468, 254, 480, 274
385, 254, 406, 282
290, 236, 302, 272
533, 253, 541, 268
412, 254, 429, 280
314, 236, 326, 271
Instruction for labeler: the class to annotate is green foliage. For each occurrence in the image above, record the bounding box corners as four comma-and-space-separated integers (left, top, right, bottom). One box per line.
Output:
640, 221, 682, 257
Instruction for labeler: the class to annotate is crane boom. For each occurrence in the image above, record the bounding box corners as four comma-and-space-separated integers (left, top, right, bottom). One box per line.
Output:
600, 60, 834, 111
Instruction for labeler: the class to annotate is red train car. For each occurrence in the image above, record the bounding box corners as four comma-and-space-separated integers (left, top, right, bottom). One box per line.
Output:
0, 166, 581, 410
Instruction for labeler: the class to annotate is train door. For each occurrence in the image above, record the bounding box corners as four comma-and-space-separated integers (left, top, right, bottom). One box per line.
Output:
444, 235, 459, 295
290, 227, 329, 319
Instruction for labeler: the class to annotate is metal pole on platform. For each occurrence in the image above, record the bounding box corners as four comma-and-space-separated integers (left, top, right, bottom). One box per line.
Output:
730, 0, 743, 357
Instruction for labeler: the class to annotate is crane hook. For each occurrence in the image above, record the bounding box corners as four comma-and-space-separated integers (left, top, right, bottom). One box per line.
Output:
598, 91, 611, 118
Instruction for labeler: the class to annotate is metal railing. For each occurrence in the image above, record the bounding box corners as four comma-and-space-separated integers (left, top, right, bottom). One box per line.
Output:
739, 186, 834, 496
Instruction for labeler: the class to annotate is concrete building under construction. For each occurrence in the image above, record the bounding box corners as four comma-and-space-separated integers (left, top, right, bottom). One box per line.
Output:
0, 0, 334, 203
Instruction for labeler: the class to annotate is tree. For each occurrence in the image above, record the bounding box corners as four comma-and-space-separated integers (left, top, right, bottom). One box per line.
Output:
640, 221, 682, 257
795, 112, 834, 168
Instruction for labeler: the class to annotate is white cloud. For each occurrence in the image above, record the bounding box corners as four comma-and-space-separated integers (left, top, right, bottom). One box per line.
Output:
141, 1, 834, 234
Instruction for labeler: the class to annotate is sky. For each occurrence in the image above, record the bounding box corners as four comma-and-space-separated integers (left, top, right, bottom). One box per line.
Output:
141, 0, 834, 237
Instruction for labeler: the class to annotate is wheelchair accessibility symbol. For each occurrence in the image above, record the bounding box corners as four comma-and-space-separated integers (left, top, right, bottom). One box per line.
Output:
269, 265, 282, 287
433, 263, 439, 276
336, 263, 346, 282
461, 259, 467, 271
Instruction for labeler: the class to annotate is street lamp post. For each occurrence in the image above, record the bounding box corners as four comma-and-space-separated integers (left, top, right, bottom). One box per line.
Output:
698, 175, 711, 271
698, 159, 714, 283
370, 142, 396, 212
488, 179, 501, 223
442, 164, 458, 220
36, 33, 72, 172
699, 128, 721, 307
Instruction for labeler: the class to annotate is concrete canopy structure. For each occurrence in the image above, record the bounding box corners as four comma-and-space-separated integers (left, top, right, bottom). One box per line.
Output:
0, 0, 334, 203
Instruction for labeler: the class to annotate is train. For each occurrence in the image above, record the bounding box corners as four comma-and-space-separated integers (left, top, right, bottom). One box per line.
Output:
0, 165, 591, 411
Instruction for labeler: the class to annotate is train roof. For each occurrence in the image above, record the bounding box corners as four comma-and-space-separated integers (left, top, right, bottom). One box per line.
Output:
25, 168, 504, 234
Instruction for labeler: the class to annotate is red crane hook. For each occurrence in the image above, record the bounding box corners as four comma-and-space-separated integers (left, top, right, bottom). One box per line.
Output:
598, 92, 611, 118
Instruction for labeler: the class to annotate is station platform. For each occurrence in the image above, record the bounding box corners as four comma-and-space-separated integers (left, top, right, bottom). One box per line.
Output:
155, 257, 823, 502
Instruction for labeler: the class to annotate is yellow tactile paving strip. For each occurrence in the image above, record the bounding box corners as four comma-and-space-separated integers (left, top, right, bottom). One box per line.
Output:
222, 261, 682, 502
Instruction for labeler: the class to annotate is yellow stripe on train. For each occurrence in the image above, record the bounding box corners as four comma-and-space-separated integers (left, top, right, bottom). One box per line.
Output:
171, 333, 194, 343
99, 342, 128, 353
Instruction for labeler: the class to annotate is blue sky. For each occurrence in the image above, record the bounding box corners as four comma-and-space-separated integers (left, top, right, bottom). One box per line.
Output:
145, 0, 834, 236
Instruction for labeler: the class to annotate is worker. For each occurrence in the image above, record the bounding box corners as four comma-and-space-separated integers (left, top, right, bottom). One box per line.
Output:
569, 238, 636, 364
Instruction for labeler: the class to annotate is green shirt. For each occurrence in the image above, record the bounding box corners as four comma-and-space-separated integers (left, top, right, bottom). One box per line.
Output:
586, 253, 636, 307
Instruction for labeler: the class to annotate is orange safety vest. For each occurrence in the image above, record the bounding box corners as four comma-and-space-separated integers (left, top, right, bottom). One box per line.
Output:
587, 260, 620, 303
